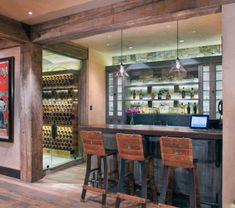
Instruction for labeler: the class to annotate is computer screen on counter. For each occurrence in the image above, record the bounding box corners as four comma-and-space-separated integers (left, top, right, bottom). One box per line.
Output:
190, 115, 209, 129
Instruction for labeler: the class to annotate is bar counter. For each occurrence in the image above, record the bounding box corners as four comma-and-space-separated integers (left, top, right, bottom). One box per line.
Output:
78, 124, 222, 140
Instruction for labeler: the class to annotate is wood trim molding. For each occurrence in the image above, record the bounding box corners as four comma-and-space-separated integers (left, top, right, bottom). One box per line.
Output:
0, 166, 20, 179
31, 0, 235, 44
0, 15, 29, 43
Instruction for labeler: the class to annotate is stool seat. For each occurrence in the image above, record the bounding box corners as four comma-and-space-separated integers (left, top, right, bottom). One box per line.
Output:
115, 133, 157, 208
80, 131, 118, 208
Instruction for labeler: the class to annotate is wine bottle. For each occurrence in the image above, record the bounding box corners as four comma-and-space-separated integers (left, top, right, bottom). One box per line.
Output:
187, 103, 191, 114
181, 87, 185, 99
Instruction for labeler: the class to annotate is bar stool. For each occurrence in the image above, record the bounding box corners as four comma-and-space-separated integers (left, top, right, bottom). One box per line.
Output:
160, 137, 200, 208
115, 133, 157, 208
80, 131, 118, 208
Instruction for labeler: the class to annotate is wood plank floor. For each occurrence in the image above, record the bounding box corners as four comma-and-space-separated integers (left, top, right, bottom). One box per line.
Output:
0, 163, 160, 208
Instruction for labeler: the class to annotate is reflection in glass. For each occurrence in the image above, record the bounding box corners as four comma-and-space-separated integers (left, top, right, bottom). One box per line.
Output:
216, 81, 222, 90
203, 91, 209, 99
203, 71, 210, 81
203, 81, 210, 91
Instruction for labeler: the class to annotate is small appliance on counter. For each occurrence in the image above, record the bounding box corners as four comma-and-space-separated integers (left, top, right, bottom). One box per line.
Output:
218, 99, 223, 129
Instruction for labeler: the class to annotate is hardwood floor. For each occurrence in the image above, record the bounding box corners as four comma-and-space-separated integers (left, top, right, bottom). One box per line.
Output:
0, 163, 159, 208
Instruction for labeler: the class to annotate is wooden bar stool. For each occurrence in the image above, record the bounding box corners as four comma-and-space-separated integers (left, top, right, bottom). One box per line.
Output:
80, 131, 118, 208
115, 133, 157, 208
160, 137, 200, 208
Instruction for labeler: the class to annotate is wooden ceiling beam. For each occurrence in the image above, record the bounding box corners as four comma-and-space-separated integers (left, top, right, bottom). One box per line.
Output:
0, 37, 21, 49
44, 42, 88, 60
0, 15, 30, 43
31, 0, 235, 44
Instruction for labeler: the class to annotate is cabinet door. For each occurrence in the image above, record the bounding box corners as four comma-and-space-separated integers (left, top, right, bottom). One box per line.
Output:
201, 63, 222, 119
106, 72, 124, 124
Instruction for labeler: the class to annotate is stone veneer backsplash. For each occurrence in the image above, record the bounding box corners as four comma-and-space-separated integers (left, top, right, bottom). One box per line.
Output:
112, 44, 221, 65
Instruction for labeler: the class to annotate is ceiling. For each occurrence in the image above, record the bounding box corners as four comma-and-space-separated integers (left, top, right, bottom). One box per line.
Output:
0, 1, 221, 58
0, 0, 124, 25
72, 13, 222, 57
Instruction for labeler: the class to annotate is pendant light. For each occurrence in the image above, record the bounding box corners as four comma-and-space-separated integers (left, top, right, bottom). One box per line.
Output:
116, 29, 129, 77
169, 20, 187, 77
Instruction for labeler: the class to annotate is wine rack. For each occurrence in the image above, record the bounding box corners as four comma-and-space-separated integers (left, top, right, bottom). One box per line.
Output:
42, 72, 79, 157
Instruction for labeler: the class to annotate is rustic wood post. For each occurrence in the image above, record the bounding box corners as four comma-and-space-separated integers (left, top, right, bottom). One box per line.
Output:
20, 42, 44, 182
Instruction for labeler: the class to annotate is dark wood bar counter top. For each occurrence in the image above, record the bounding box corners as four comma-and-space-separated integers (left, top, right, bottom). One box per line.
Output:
78, 124, 222, 140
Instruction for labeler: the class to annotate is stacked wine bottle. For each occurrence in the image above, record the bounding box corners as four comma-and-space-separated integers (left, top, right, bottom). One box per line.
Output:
42, 73, 79, 153
43, 126, 74, 151
42, 74, 78, 88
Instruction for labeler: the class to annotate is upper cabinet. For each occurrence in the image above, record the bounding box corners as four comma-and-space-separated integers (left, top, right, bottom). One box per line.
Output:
106, 56, 222, 124
106, 68, 125, 124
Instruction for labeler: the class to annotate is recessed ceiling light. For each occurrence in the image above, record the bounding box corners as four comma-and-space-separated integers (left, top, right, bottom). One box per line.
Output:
27, 11, 33, 16
106, 43, 110, 47
128, 46, 133, 50
179, 39, 185, 43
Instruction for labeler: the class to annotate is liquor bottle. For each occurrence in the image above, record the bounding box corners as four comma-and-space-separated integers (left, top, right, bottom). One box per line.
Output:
187, 102, 191, 114
139, 90, 143, 99
190, 88, 195, 98
180, 103, 184, 114
132, 90, 136, 99
157, 91, 162, 100
181, 87, 186, 99
193, 102, 197, 114
166, 91, 171, 100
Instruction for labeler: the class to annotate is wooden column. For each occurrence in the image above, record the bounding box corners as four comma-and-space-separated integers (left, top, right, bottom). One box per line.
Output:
20, 42, 43, 182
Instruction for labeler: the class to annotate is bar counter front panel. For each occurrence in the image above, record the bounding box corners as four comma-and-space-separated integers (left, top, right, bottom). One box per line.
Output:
78, 124, 222, 207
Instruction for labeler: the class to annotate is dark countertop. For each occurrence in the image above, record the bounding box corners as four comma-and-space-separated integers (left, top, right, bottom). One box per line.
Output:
78, 124, 222, 140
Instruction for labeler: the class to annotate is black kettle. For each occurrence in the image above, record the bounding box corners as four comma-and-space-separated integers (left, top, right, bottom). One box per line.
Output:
218, 100, 223, 116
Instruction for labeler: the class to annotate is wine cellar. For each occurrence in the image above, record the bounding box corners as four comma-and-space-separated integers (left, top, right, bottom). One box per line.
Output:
42, 71, 79, 159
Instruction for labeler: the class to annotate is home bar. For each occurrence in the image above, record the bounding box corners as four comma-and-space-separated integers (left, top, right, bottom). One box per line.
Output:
0, 1, 235, 208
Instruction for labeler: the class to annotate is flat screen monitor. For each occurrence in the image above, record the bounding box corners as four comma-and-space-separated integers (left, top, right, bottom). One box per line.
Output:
190, 115, 209, 129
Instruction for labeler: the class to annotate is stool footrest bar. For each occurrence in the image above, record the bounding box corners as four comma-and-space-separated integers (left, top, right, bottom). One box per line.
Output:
83, 185, 106, 194
117, 192, 146, 204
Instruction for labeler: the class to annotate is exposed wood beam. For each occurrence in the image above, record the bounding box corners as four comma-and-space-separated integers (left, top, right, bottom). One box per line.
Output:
44, 42, 88, 60
0, 37, 20, 49
20, 43, 44, 182
0, 15, 30, 43
31, 0, 235, 44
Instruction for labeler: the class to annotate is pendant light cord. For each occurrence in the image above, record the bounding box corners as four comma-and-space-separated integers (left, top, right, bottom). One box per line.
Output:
177, 20, 179, 58
121, 29, 123, 65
